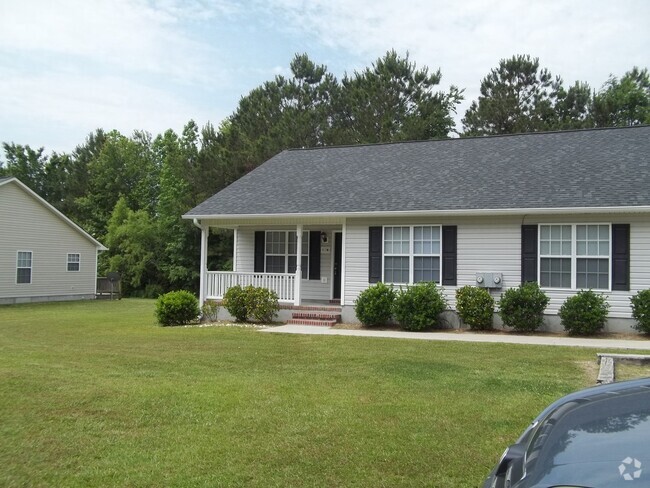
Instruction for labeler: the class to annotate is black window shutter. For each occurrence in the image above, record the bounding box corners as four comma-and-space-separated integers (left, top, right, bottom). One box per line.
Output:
521, 225, 538, 283
254, 231, 265, 273
368, 227, 382, 283
441, 226, 457, 286
611, 224, 630, 291
309, 231, 321, 280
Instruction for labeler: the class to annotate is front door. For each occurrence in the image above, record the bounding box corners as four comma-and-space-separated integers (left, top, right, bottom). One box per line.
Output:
332, 232, 342, 300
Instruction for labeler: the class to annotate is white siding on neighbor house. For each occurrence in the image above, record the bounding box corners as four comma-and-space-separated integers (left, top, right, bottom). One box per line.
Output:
234, 226, 339, 301
343, 214, 650, 318
0, 182, 99, 300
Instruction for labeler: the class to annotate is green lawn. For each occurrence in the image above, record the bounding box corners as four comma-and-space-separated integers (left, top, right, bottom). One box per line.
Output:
0, 299, 619, 487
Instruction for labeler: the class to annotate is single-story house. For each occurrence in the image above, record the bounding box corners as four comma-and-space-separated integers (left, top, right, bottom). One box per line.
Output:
183, 126, 650, 332
0, 177, 107, 304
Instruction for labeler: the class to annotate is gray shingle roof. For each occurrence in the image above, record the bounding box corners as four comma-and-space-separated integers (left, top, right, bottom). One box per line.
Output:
186, 126, 650, 217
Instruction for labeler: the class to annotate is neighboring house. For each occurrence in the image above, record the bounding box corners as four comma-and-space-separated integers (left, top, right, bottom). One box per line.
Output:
183, 126, 650, 332
0, 177, 107, 304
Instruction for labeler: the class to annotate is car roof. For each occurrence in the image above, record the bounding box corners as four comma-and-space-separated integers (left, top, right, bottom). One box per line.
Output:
527, 377, 650, 428
522, 382, 650, 487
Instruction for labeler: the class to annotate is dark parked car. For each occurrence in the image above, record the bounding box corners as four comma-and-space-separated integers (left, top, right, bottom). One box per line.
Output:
483, 377, 650, 488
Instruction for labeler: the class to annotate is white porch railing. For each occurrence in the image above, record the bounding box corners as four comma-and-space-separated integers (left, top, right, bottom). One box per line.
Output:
206, 271, 296, 303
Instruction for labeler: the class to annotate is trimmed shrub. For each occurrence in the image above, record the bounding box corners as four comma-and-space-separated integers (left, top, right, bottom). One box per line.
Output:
498, 282, 550, 332
155, 290, 200, 326
223, 285, 279, 323
223, 285, 248, 322
201, 299, 220, 322
246, 286, 280, 323
631, 289, 650, 334
559, 289, 610, 336
355, 282, 396, 327
455, 286, 495, 330
393, 282, 447, 331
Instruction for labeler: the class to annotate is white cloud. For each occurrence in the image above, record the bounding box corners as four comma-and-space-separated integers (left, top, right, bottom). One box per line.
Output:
1, 0, 648, 153
0, 0, 236, 152
0, 70, 217, 152
0, 0, 231, 84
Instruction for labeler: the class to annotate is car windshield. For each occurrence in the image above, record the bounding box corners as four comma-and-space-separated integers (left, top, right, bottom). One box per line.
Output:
525, 390, 649, 487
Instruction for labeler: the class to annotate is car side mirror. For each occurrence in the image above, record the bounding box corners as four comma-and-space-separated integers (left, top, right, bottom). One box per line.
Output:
495, 444, 526, 476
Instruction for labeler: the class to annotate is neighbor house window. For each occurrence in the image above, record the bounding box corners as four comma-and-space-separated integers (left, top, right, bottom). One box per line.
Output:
383, 226, 441, 284
17, 251, 32, 284
67, 253, 80, 272
265, 231, 308, 279
539, 224, 610, 290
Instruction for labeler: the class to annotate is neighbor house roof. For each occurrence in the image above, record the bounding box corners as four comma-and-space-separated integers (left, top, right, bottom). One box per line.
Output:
185, 126, 650, 219
0, 177, 107, 250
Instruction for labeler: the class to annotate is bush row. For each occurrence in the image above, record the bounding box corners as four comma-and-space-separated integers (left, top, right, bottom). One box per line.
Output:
154, 286, 280, 326
355, 282, 650, 335
154, 284, 650, 334
355, 282, 447, 331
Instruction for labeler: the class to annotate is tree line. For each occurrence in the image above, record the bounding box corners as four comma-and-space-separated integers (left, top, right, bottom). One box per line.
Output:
1, 52, 648, 296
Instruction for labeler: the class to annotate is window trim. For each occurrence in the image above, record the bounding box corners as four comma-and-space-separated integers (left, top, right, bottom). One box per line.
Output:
264, 230, 309, 279
16, 250, 33, 284
537, 223, 612, 291
67, 253, 81, 272
381, 225, 442, 285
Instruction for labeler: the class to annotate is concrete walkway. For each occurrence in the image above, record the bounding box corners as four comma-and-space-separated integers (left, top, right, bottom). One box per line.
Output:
260, 324, 650, 350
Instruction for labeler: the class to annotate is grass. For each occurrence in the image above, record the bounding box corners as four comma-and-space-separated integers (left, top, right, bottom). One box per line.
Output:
0, 299, 638, 487
615, 362, 650, 381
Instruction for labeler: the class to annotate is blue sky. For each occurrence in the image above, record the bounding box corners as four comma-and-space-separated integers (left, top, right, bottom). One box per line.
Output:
0, 0, 648, 154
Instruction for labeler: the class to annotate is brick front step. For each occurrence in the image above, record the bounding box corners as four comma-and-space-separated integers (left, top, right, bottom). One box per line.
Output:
289, 309, 342, 327
287, 318, 338, 327
291, 312, 341, 321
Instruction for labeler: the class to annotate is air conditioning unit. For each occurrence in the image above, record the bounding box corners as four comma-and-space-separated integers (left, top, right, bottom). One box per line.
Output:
476, 272, 503, 289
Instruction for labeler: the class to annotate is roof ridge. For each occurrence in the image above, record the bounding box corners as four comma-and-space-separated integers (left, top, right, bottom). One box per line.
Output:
285, 125, 650, 152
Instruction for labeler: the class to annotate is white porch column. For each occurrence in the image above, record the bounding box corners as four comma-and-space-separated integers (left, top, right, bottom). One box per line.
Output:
199, 224, 209, 307
232, 227, 238, 272
294, 224, 303, 306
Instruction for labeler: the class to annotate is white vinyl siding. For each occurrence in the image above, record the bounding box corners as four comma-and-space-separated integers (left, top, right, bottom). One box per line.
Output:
343, 215, 650, 319
0, 182, 99, 300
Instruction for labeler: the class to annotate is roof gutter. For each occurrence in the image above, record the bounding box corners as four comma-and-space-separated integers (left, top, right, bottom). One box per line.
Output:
183, 205, 650, 221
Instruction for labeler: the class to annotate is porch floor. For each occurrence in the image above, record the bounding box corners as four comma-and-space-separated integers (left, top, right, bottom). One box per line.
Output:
280, 299, 341, 312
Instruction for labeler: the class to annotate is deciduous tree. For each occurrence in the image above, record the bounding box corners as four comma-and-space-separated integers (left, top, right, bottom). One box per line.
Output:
593, 67, 650, 127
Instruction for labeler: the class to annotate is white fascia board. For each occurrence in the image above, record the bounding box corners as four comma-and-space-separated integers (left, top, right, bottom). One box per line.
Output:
2, 177, 108, 251
183, 205, 650, 222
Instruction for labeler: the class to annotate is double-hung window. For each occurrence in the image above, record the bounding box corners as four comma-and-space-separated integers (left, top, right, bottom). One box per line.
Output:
17, 251, 32, 284
67, 253, 80, 272
383, 226, 441, 284
576, 225, 610, 289
539, 224, 610, 290
265, 231, 308, 279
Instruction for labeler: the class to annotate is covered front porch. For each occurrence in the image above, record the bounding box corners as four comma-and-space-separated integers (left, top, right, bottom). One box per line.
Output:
195, 219, 345, 307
